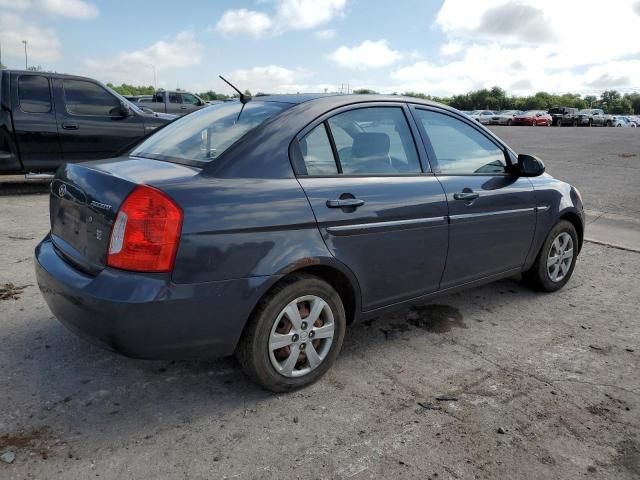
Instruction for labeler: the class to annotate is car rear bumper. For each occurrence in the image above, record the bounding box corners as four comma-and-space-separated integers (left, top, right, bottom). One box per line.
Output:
35, 235, 277, 360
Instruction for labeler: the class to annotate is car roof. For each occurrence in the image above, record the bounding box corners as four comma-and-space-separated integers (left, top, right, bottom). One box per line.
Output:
254, 93, 447, 109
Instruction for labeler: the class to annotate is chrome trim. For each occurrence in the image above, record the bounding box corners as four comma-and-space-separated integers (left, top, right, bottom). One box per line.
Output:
449, 207, 535, 223
327, 216, 447, 236
536, 205, 550, 212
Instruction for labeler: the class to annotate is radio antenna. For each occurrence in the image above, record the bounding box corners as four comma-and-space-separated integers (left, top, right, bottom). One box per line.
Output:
219, 75, 251, 105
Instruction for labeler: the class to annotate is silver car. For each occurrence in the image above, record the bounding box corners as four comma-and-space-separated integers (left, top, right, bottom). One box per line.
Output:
489, 110, 521, 126
469, 110, 495, 125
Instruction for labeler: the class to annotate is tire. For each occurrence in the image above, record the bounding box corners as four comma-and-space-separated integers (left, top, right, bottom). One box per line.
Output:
588, 119, 593, 127
236, 274, 346, 392
572, 119, 578, 127
507, 119, 512, 126
523, 220, 579, 292
555, 119, 562, 127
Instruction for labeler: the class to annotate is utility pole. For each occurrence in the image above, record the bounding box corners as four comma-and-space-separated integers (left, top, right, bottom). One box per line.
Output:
22, 40, 28, 69
149, 64, 157, 91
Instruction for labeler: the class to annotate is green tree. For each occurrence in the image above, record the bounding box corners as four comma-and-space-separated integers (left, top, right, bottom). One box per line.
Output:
353, 88, 378, 94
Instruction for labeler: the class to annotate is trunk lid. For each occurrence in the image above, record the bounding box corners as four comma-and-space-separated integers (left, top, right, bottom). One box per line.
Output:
50, 157, 198, 275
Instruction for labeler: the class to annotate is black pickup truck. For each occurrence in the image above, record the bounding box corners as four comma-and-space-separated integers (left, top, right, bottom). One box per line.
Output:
0, 70, 176, 175
548, 107, 579, 126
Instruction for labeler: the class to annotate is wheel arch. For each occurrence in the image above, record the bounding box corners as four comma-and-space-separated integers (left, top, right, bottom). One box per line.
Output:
246, 258, 363, 329
559, 210, 584, 253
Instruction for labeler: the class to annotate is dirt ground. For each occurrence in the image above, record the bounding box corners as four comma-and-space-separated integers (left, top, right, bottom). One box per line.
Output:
0, 127, 639, 479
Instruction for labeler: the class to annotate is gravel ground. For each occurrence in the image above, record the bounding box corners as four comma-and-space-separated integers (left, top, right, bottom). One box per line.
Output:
1, 128, 639, 479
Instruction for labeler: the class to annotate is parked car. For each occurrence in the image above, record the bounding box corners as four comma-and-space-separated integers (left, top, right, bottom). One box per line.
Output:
124, 95, 153, 104
141, 90, 208, 115
623, 116, 638, 127
469, 110, 495, 124
575, 109, 607, 127
0, 70, 176, 175
35, 94, 585, 391
512, 111, 551, 126
488, 110, 521, 126
548, 107, 579, 126
612, 116, 635, 127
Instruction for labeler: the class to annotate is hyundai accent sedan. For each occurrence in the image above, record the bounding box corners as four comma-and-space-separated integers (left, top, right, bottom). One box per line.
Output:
35, 94, 585, 391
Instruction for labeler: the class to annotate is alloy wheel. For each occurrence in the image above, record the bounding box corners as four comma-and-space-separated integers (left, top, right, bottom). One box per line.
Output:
268, 295, 335, 378
547, 232, 574, 282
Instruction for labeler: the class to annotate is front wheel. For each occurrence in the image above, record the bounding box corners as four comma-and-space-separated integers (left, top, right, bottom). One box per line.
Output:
236, 274, 346, 392
523, 220, 578, 292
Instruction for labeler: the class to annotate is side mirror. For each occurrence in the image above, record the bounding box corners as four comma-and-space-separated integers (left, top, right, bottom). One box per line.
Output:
517, 154, 545, 177
119, 101, 131, 117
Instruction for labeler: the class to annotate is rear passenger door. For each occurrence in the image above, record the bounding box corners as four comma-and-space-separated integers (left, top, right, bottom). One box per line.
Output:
293, 104, 449, 311
10, 73, 63, 172
411, 107, 536, 288
53, 78, 145, 161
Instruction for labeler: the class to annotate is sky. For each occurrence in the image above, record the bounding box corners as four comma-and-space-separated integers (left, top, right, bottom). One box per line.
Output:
0, 0, 639, 97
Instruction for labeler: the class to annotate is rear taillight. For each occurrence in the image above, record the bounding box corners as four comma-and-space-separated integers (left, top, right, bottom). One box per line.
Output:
107, 185, 182, 272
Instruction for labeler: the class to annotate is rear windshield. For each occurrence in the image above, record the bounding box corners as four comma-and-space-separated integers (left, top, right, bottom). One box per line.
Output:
131, 101, 289, 165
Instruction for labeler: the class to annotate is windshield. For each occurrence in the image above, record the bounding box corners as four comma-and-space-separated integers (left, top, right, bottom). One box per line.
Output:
131, 101, 289, 165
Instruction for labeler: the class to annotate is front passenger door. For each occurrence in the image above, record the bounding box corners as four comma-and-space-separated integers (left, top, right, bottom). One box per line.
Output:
54, 78, 145, 161
412, 107, 537, 288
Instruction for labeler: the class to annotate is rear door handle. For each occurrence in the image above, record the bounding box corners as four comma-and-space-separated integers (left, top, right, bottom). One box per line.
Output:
326, 198, 365, 208
180, 106, 188, 110
62, 123, 78, 130
453, 192, 479, 201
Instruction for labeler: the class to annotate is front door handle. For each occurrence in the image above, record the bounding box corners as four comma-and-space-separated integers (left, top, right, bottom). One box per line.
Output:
62, 122, 79, 130
326, 198, 365, 208
453, 191, 479, 201
180, 106, 188, 110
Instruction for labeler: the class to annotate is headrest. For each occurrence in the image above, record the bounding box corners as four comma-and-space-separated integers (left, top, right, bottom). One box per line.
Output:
351, 132, 390, 159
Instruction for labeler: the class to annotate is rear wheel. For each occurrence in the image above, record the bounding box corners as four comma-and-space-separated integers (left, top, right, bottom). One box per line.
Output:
523, 220, 578, 292
236, 274, 346, 392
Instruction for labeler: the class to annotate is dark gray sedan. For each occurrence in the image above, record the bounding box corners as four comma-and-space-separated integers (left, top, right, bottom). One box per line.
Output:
35, 94, 585, 391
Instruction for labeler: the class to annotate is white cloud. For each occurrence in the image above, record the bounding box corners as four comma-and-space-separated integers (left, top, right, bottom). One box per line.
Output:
0, 0, 31, 10
329, 40, 402, 69
314, 29, 336, 40
216, 65, 339, 94
215, 9, 272, 38
214, 0, 346, 37
0, 12, 62, 64
84, 31, 203, 85
40, 0, 98, 19
440, 42, 462, 56
276, 0, 346, 30
383, 0, 640, 96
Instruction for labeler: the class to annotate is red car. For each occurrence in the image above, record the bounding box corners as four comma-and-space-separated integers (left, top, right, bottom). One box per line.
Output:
512, 111, 552, 126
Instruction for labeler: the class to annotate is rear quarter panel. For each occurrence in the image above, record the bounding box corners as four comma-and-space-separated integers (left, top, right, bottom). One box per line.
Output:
163, 176, 336, 284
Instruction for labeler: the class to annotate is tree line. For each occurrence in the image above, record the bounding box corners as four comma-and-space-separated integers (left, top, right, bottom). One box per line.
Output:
107, 82, 640, 114
353, 86, 640, 114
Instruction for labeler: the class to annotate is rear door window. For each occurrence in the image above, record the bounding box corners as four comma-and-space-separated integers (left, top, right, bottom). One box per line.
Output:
326, 107, 421, 175
300, 124, 338, 175
169, 92, 181, 104
18, 75, 52, 114
64, 80, 120, 116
